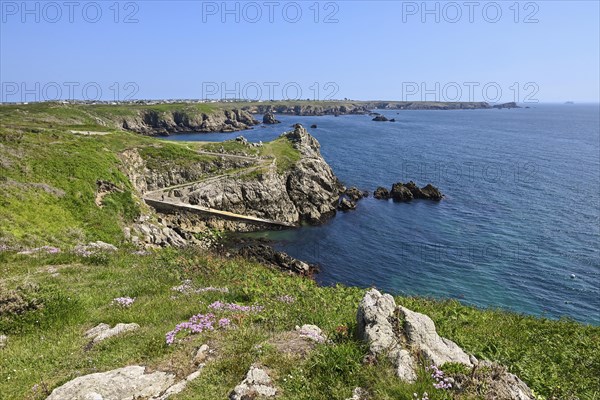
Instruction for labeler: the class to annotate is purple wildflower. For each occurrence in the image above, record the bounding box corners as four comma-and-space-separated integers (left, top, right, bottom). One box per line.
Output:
165, 313, 216, 345
426, 364, 452, 390
208, 301, 263, 312
112, 297, 135, 307
218, 318, 231, 328
276, 295, 295, 304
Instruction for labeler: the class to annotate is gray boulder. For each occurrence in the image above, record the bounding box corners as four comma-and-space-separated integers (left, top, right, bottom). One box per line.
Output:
229, 365, 277, 400
85, 323, 140, 344
357, 289, 417, 382
398, 306, 472, 366
46, 366, 175, 400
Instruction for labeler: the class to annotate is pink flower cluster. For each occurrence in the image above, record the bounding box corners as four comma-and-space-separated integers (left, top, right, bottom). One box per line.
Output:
112, 297, 135, 307
427, 364, 452, 390
166, 313, 214, 345
276, 295, 296, 304
208, 301, 263, 312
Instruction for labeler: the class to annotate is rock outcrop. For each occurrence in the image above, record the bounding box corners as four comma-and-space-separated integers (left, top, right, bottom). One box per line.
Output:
229, 365, 277, 400
262, 111, 280, 124
0, 334, 7, 349
372, 115, 389, 122
404, 181, 443, 201
84, 323, 140, 344
356, 289, 535, 399
377, 182, 443, 202
238, 244, 318, 276
390, 183, 414, 202
338, 198, 356, 211
46, 366, 176, 400
344, 187, 369, 202
373, 187, 390, 200
121, 108, 259, 136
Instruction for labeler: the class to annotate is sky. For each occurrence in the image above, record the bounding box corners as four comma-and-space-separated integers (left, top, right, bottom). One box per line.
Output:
1, 0, 599, 103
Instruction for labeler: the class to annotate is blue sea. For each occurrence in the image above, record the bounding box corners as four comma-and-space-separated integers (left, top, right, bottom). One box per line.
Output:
167, 104, 600, 325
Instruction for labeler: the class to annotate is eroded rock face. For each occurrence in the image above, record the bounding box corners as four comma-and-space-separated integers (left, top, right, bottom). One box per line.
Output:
356, 289, 417, 382
356, 289, 535, 399
398, 306, 472, 366
46, 366, 176, 400
285, 125, 342, 223
121, 109, 259, 136
229, 365, 277, 400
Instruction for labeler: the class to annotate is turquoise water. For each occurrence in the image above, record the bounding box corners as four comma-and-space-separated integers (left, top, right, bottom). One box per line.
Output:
167, 104, 600, 324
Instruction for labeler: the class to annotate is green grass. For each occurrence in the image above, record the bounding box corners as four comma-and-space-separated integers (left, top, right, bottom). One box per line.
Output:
261, 137, 301, 173
0, 249, 597, 400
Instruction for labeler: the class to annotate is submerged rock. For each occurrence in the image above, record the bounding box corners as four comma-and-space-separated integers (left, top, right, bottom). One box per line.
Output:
310, 124, 317, 128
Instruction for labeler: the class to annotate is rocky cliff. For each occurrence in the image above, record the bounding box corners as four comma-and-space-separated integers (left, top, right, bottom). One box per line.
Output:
120, 108, 259, 136
172, 125, 342, 225
120, 124, 342, 233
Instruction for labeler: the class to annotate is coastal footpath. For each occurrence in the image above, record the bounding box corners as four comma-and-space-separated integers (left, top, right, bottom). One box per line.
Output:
0, 102, 597, 400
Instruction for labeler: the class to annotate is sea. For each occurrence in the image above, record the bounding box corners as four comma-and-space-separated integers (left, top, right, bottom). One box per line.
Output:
166, 104, 600, 325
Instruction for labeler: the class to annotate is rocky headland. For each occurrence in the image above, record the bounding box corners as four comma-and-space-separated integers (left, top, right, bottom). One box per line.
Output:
120, 108, 259, 136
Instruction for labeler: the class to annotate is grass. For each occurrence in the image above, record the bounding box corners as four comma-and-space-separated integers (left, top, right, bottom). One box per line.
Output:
0, 249, 597, 400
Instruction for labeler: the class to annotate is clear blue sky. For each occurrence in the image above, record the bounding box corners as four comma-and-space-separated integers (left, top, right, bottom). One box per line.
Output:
1, 0, 599, 102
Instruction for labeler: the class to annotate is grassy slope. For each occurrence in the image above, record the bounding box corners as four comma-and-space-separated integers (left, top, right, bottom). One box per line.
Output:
0, 103, 598, 400
0, 250, 597, 400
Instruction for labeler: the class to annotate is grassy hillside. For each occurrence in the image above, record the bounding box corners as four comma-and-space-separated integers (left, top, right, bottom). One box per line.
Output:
0, 249, 598, 400
0, 103, 598, 400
